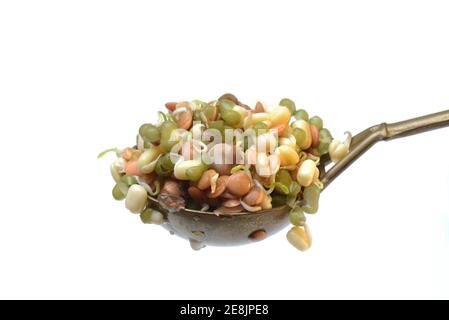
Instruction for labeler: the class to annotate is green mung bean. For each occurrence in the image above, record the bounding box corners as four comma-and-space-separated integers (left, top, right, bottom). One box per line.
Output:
112, 184, 126, 200
317, 128, 333, 155
203, 105, 217, 121
141, 208, 164, 225
294, 109, 309, 121
139, 123, 160, 143
271, 194, 287, 207
186, 164, 207, 182
309, 116, 323, 130
279, 98, 296, 115
275, 170, 292, 194
160, 121, 179, 152
121, 175, 138, 186
289, 207, 306, 226
155, 153, 175, 177
292, 128, 307, 147
221, 110, 241, 126
302, 184, 320, 214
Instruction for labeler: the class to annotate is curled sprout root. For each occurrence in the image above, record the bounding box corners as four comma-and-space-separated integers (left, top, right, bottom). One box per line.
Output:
344, 131, 353, 145
137, 177, 160, 196
329, 131, 352, 162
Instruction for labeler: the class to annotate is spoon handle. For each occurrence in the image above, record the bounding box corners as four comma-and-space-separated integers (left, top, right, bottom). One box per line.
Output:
385, 109, 449, 140
321, 109, 449, 189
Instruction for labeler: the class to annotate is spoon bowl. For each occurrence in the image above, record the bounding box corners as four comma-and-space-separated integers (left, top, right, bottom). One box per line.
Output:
149, 197, 290, 246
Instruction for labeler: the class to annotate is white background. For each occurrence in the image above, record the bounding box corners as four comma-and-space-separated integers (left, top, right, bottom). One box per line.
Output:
1, 0, 448, 299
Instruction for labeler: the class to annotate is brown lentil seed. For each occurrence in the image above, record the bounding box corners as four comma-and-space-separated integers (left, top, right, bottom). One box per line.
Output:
161, 180, 182, 197
255, 101, 265, 113
197, 169, 218, 190
140, 173, 157, 186
206, 175, 229, 198
253, 173, 273, 187
218, 93, 239, 104
165, 102, 177, 112
177, 106, 193, 130
243, 187, 265, 206
222, 199, 241, 208
211, 163, 233, 176
205, 105, 218, 121
188, 186, 207, 203
221, 192, 239, 200
227, 172, 252, 197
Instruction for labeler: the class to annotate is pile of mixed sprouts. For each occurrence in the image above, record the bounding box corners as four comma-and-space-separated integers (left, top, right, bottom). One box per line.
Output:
100, 94, 350, 251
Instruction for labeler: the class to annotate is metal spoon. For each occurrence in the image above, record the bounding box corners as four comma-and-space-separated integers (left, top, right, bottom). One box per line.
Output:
147, 109, 449, 248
